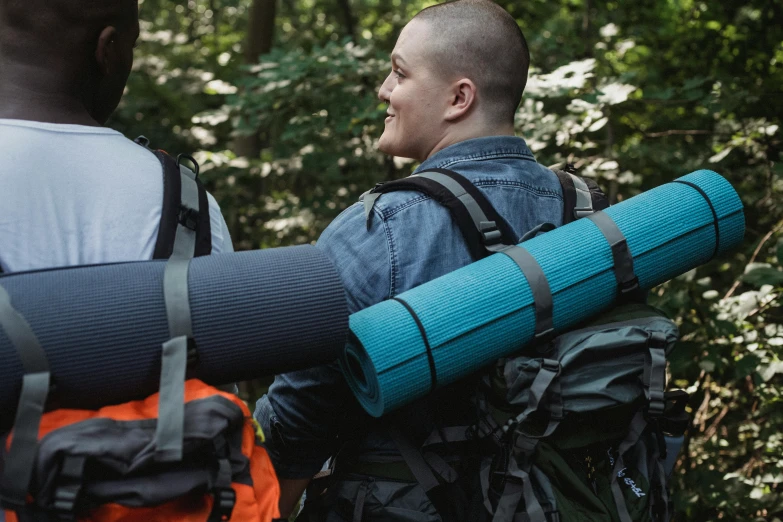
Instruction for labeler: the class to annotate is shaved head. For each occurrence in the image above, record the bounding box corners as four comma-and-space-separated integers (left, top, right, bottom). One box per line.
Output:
0, 0, 138, 64
412, 0, 530, 124
0, 0, 139, 124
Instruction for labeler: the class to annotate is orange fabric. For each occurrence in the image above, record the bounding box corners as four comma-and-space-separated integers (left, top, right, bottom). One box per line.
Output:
3, 380, 281, 522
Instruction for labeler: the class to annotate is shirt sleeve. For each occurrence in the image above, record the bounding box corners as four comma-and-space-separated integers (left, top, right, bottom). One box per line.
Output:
207, 193, 234, 254
255, 203, 393, 478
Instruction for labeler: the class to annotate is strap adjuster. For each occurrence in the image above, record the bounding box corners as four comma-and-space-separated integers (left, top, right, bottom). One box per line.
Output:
479, 221, 502, 245
211, 487, 236, 521
574, 207, 595, 219
178, 206, 200, 231
619, 276, 640, 296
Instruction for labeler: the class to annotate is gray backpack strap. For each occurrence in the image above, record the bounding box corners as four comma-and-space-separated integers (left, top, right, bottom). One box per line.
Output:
569, 174, 595, 219
0, 285, 51, 511
154, 257, 193, 462
609, 412, 648, 522
170, 164, 202, 260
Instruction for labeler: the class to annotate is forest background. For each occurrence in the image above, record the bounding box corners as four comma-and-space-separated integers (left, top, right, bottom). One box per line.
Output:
112, 0, 783, 519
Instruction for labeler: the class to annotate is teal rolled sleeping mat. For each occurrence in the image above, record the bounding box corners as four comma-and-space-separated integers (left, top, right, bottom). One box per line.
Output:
343, 170, 745, 417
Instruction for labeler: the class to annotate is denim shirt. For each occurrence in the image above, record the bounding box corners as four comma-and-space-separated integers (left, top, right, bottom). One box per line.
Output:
255, 136, 565, 478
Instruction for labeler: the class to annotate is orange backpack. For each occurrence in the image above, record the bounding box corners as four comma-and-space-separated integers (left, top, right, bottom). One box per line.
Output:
0, 258, 281, 522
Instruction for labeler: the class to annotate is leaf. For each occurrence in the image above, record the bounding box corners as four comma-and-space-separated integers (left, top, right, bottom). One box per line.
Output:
742, 267, 783, 288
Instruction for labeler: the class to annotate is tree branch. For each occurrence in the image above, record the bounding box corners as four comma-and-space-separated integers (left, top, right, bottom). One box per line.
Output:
644, 129, 712, 138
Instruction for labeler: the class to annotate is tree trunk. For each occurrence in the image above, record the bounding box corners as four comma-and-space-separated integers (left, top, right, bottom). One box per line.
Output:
236, 0, 277, 158
337, 0, 356, 42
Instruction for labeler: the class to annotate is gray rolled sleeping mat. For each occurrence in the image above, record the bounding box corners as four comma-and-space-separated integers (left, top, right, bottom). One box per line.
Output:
0, 246, 348, 430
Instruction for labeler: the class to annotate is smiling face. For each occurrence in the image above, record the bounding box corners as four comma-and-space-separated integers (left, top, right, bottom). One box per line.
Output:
377, 19, 453, 161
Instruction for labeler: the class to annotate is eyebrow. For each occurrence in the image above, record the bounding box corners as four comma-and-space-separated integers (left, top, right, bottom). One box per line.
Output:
391, 53, 408, 66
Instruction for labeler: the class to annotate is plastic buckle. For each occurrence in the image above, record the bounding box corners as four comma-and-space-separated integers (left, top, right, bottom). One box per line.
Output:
648, 390, 666, 417
619, 276, 640, 296
479, 221, 502, 245
563, 163, 578, 174
178, 206, 200, 231
540, 358, 560, 374
212, 487, 236, 521
573, 207, 594, 219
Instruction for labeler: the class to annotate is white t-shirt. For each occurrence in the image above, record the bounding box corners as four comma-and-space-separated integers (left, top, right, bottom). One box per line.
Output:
0, 119, 233, 273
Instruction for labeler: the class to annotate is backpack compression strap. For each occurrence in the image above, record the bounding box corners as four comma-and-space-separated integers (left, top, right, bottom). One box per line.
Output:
152, 150, 212, 260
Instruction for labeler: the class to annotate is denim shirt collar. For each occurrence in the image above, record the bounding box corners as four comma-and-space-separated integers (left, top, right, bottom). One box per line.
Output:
415, 135, 535, 173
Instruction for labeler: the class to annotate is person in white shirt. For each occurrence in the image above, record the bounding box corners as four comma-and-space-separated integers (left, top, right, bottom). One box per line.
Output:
0, 0, 233, 273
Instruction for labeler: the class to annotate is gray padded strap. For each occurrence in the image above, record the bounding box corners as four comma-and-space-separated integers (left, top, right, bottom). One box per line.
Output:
586, 211, 639, 296
610, 412, 648, 522
155, 258, 193, 462
416, 171, 499, 242
0, 285, 50, 509
362, 191, 382, 230
569, 173, 594, 219
498, 245, 554, 343
171, 165, 200, 260
388, 425, 440, 492
644, 332, 667, 416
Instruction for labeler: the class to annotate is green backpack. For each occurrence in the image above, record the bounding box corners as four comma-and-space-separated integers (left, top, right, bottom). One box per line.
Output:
305, 167, 689, 522
472, 303, 688, 522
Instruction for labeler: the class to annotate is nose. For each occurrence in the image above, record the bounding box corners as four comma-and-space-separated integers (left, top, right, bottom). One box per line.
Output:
378, 71, 394, 102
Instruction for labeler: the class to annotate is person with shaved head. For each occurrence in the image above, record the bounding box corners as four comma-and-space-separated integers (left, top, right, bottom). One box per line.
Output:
0, 0, 232, 274
255, 1, 568, 520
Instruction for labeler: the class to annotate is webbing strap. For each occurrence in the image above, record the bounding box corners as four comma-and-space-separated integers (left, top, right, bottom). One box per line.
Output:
422, 451, 458, 483
0, 285, 50, 510
586, 212, 641, 299
155, 258, 192, 462
163, 259, 194, 339
491, 457, 547, 522
388, 426, 440, 492
569, 173, 594, 219
610, 412, 648, 522
671, 180, 720, 260
644, 332, 667, 416
392, 297, 437, 393
171, 166, 201, 260
353, 480, 370, 522
207, 458, 236, 522
52, 455, 86, 515
497, 246, 554, 344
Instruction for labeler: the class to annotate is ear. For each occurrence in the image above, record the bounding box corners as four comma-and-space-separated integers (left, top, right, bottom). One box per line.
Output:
444, 78, 477, 121
95, 26, 118, 77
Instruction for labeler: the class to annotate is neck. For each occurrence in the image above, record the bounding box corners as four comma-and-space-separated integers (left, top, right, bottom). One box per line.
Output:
0, 59, 99, 126
424, 121, 516, 160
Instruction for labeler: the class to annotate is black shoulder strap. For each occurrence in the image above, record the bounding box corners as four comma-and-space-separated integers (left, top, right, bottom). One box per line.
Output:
365, 168, 516, 261
552, 166, 609, 225
151, 150, 212, 260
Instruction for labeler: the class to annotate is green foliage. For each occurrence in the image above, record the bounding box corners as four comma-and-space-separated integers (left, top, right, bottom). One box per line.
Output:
113, 0, 783, 519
